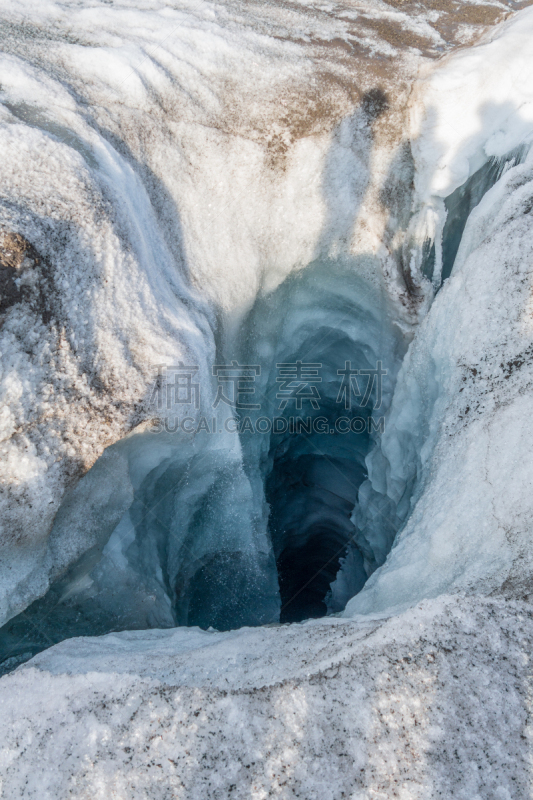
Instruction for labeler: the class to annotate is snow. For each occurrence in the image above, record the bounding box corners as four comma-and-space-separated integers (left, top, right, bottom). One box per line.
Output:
412, 7, 533, 200
341, 8, 533, 616
2, 0, 533, 794
1, 595, 532, 799
407, 5, 533, 281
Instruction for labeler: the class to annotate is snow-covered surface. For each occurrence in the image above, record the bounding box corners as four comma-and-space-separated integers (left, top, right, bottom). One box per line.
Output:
1, 595, 532, 798
2, 1, 533, 795
413, 7, 533, 199
406, 5, 533, 273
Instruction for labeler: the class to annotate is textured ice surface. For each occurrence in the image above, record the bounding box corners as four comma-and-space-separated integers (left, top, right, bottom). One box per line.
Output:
341, 8, 533, 616
2, 1, 533, 795
1, 0, 530, 628
0, 2, 532, 622
346, 154, 533, 615
0, 0, 406, 626
0, 0, 426, 630
0, 258, 402, 667
2, 595, 533, 799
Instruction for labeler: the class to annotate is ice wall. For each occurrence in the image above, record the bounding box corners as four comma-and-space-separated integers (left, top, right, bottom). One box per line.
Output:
1, 0, 533, 645
0, 250, 404, 671
238, 260, 402, 621
343, 7, 533, 616
0, 0, 418, 626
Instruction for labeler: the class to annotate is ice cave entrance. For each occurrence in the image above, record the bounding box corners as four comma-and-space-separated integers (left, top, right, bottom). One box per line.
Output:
2, 144, 522, 674
0, 259, 401, 672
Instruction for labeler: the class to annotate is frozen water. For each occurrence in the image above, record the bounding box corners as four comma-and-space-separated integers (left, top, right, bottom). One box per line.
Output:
2, 0, 533, 795
0, 257, 403, 667
239, 260, 402, 621
421, 146, 528, 285
2, 0, 533, 659
2, 594, 533, 799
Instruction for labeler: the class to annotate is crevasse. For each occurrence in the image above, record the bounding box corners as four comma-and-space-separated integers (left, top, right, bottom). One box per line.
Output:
3, 132, 531, 673
3, 2, 533, 675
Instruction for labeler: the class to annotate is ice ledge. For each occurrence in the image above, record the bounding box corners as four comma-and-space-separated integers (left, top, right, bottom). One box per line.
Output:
1, 594, 531, 798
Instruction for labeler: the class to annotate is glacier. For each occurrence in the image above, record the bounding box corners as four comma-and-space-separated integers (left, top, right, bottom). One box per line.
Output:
2, 0, 533, 796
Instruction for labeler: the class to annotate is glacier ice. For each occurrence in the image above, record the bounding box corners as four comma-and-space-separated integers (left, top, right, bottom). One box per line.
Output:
5, 0, 533, 655
421, 145, 528, 285
3, 595, 533, 799
2, 0, 533, 794
0, 256, 404, 667
0, 0, 426, 653
2, 0, 533, 648
338, 7, 533, 617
